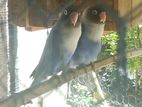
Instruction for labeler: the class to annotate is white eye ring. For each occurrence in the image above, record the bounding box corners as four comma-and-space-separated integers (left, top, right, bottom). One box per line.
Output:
64, 10, 68, 15
92, 10, 98, 15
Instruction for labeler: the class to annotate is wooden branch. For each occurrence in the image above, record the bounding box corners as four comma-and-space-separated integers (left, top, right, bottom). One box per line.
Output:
0, 48, 142, 107
92, 72, 105, 100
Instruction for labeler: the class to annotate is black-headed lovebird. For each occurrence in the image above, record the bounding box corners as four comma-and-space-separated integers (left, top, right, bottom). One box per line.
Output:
30, 5, 81, 86
69, 4, 106, 68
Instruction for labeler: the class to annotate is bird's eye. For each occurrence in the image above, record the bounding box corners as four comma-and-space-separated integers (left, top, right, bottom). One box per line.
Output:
64, 10, 68, 15
92, 10, 98, 15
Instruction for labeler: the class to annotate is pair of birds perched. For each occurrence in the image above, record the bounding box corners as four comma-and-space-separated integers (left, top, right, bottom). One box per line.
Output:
30, 4, 106, 86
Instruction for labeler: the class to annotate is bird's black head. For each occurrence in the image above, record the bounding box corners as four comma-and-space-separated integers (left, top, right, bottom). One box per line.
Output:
85, 4, 106, 24
59, 5, 81, 27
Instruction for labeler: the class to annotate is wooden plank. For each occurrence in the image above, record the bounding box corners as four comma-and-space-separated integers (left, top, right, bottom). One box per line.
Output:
25, 0, 66, 30
104, 0, 117, 31
131, 0, 142, 26
105, 22, 116, 31
9, 0, 142, 31
8, 0, 28, 27
118, 0, 132, 26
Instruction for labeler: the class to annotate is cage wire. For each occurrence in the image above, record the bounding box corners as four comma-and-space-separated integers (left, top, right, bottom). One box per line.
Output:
0, 0, 21, 101
67, 64, 142, 107
67, 30, 142, 107
0, 64, 8, 98
0, 0, 9, 100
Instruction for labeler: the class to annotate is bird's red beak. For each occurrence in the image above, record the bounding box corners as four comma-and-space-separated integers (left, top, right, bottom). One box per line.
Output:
99, 12, 106, 23
70, 12, 79, 26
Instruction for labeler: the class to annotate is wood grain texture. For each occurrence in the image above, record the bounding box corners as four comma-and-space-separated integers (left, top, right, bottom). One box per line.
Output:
8, 0, 142, 31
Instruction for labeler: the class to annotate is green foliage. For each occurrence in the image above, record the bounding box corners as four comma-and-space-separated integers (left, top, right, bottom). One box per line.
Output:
127, 27, 142, 50
67, 80, 98, 107
126, 27, 142, 73
67, 26, 142, 107
98, 32, 118, 60
128, 57, 142, 74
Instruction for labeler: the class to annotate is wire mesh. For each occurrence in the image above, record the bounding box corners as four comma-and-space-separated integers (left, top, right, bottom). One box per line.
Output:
0, 0, 8, 100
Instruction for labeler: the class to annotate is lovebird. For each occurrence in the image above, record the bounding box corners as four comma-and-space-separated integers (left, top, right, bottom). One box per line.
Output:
68, 4, 106, 68
30, 5, 81, 86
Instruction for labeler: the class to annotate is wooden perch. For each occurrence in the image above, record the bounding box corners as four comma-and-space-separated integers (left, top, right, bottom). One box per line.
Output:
0, 48, 142, 107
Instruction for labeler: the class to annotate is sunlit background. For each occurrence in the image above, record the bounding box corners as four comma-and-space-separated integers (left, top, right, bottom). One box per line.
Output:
17, 27, 47, 90
17, 27, 70, 107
